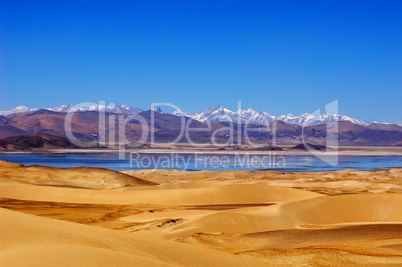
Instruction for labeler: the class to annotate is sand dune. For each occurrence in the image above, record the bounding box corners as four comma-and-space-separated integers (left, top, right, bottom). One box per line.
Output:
0, 160, 401, 265
163, 193, 402, 238
123, 168, 402, 195
0, 208, 261, 266
180, 224, 402, 265
180, 224, 402, 251
0, 160, 23, 168
0, 160, 156, 189
0, 183, 321, 205
236, 237, 402, 266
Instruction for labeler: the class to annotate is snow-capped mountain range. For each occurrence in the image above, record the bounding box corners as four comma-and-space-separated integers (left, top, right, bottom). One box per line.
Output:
172, 106, 372, 126
173, 106, 276, 124
0, 104, 142, 116
0, 104, 400, 127
45, 104, 143, 115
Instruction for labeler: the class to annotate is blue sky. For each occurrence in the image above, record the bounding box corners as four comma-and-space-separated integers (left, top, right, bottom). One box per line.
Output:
0, 0, 401, 122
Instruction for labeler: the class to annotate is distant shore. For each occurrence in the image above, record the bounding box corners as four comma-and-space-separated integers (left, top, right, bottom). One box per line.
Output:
1, 145, 402, 156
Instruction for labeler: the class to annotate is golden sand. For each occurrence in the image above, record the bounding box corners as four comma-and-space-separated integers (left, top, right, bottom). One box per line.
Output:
0, 160, 401, 266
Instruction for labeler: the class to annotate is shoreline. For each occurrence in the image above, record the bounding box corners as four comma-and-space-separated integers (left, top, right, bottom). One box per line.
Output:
1, 146, 402, 157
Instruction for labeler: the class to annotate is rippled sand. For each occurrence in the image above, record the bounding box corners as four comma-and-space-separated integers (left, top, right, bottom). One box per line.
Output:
0, 160, 401, 266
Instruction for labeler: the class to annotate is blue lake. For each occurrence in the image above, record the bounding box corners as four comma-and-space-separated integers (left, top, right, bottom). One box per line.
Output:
0, 152, 401, 172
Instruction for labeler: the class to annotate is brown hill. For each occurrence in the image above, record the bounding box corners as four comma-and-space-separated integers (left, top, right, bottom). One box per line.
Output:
0, 134, 79, 150
0, 125, 29, 139
1, 110, 401, 146
291, 143, 328, 150
303, 121, 402, 146
0, 115, 9, 126
367, 123, 402, 131
6, 110, 101, 140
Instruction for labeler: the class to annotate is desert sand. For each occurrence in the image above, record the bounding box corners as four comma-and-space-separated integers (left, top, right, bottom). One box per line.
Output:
0, 160, 401, 266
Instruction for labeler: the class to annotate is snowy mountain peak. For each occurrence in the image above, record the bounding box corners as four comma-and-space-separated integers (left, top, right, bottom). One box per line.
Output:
76, 104, 143, 114
0, 104, 143, 116
301, 113, 314, 117
172, 106, 375, 126
120, 105, 132, 110
0, 106, 38, 116
46, 104, 77, 113
153, 106, 163, 113
14, 105, 28, 110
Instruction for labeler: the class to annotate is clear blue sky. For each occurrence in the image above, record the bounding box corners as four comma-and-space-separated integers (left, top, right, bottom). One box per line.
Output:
0, 0, 401, 122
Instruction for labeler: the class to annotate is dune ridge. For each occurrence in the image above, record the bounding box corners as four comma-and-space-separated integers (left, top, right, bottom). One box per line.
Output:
0, 208, 260, 266
0, 160, 401, 265
0, 183, 321, 205
0, 160, 156, 189
162, 193, 402, 238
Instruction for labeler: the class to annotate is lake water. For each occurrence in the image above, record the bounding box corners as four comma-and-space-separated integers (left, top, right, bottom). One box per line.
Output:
0, 152, 401, 172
